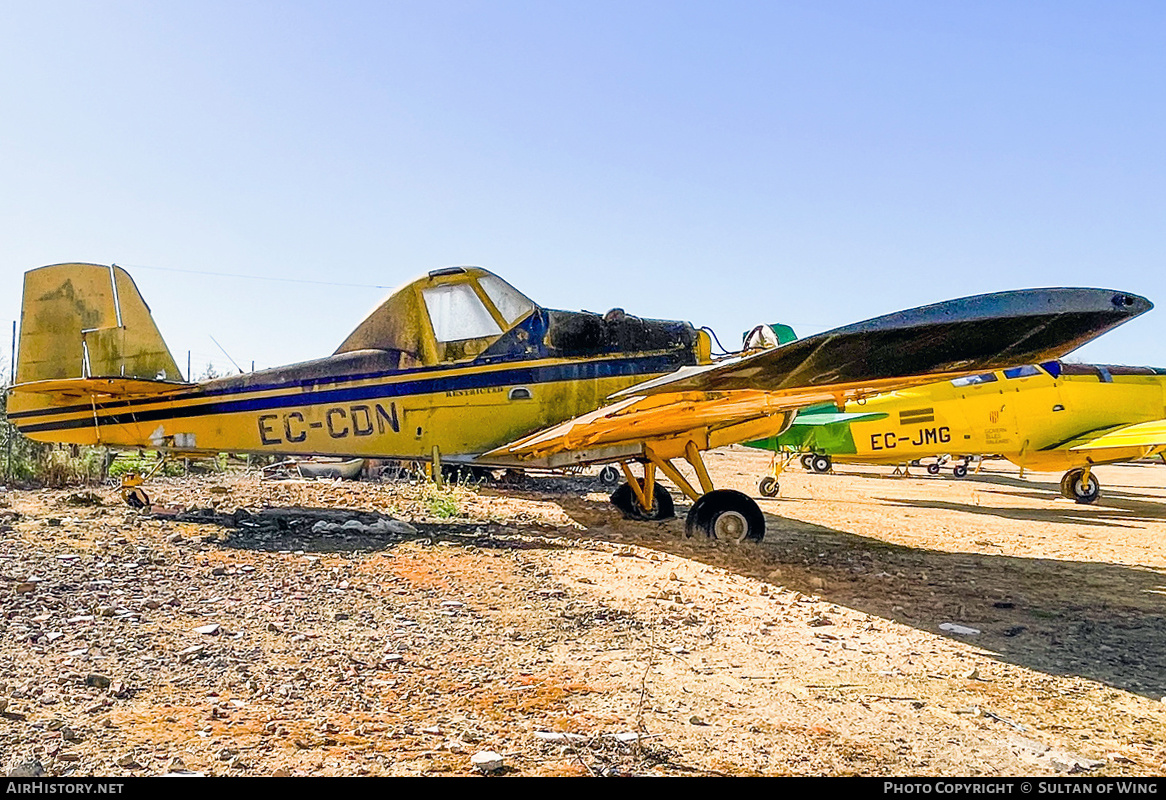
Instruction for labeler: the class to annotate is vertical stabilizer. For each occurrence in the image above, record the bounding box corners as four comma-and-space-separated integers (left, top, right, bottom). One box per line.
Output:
16, 263, 181, 384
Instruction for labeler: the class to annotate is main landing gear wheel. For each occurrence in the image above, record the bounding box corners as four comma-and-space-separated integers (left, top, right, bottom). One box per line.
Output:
1061, 469, 1100, 504
810, 454, 832, 474
685, 490, 765, 542
598, 465, 621, 487
800, 454, 814, 471
610, 481, 675, 520
927, 463, 941, 475
952, 464, 968, 479
758, 476, 780, 498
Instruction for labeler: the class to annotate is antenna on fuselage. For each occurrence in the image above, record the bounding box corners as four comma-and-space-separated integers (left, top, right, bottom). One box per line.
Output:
209, 335, 245, 375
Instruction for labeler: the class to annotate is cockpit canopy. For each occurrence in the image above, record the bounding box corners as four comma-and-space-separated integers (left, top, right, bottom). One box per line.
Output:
335, 267, 537, 367
335, 266, 703, 370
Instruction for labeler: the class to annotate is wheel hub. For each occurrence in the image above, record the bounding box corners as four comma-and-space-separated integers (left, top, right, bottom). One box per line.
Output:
714, 510, 748, 542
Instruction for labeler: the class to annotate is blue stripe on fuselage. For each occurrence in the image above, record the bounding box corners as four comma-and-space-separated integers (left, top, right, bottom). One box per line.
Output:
14, 353, 684, 434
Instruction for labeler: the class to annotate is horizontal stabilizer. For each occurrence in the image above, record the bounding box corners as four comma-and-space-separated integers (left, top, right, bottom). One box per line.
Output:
9, 377, 190, 401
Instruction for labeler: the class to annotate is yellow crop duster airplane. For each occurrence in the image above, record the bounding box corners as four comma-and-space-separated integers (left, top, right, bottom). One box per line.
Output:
6, 262, 1152, 541
748, 360, 1166, 504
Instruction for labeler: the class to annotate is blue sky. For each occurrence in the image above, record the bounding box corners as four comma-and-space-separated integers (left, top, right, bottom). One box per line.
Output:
2, 1, 1163, 379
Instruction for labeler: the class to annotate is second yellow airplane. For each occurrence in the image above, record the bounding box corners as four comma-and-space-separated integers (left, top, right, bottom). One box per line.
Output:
749, 361, 1166, 503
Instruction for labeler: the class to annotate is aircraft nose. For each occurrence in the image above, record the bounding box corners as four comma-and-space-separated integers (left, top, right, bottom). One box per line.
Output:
1111, 292, 1153, 315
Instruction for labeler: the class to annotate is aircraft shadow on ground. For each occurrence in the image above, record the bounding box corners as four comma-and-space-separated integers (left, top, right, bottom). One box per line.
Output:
205, 490, 1166, 700
873, 496, 1165, 529
837, 468, 1166, 503
198, 505, 573, 555
542, 493, 1166, 700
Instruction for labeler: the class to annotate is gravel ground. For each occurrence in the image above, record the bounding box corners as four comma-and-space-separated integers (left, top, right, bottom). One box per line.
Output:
2, 448, 1165, 777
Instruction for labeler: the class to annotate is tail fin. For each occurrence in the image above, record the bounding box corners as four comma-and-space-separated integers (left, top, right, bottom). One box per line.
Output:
16, 263, 181, 384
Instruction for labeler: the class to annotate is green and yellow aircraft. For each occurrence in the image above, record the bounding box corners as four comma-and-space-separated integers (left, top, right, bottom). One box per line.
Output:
6, 262, 1152, 539
748, 361, 1166, 504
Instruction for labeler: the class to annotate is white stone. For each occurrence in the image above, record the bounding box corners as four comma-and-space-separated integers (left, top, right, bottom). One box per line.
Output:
471, 751, 505, 772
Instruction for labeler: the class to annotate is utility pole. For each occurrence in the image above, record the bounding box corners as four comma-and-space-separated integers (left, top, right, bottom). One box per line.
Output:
6, 320, 14, 487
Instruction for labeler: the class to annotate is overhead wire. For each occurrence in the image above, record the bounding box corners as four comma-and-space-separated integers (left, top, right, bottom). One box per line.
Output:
118, 262, 396, 290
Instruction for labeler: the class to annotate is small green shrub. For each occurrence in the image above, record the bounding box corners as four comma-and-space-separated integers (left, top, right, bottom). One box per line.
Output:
421, 483, 460, 518
107, 453, 186, 480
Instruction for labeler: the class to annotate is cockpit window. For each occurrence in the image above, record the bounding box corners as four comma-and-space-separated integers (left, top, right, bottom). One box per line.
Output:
951, 373, 998, 387
479, 274, 535, 324
422, 284, 502, 342
1003, 365, 1041, 379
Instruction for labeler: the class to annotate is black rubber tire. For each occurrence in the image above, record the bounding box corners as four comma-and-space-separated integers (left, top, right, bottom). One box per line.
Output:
685, 489, 765, 542
598, 465, 621, 487
124, 488, 150, 509
927, 463, 941, 475
800, 454, 814, 471
952, 464, 968, 479
810, 454, 831, 474
758, 476, 779, 498
1063, 469, 1101, 504
610, 481, 675, 520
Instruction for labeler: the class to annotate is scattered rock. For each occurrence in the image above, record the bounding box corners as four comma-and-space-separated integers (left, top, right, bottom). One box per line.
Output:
6, 757, 45, 778
470, 751, 505, 773
114, 753, 141, 769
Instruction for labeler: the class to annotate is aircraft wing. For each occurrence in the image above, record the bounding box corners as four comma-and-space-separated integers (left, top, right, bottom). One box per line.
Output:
484, 288, 1150, 468
1067, 420, 1166, 453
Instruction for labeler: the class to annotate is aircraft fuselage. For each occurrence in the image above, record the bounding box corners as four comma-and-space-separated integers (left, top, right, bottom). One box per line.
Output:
781, 364, 1166, 471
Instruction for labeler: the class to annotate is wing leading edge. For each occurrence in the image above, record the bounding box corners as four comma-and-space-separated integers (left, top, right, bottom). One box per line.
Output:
486, 288, 1151, 467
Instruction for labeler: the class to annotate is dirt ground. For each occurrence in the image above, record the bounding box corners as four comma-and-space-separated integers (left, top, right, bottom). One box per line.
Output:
2, 446, 1165, 777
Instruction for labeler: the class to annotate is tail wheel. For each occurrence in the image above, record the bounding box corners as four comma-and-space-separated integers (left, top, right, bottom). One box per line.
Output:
1061, 469, 1100, 504
124, 488, 150, 509
927, 463, 941, 475
610, 481, 675, 520
952, 464, 968, 479
685, 490, 765, 542
598, 465, 621, 486
800, 454, 814, 471
810, 454, 831, 474
758, 476, 780, 498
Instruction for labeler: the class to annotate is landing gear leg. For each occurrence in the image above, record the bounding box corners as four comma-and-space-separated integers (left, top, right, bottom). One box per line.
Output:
623, 441, 767, 542
758, 450, 793, 498
610, 462, 674, 520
